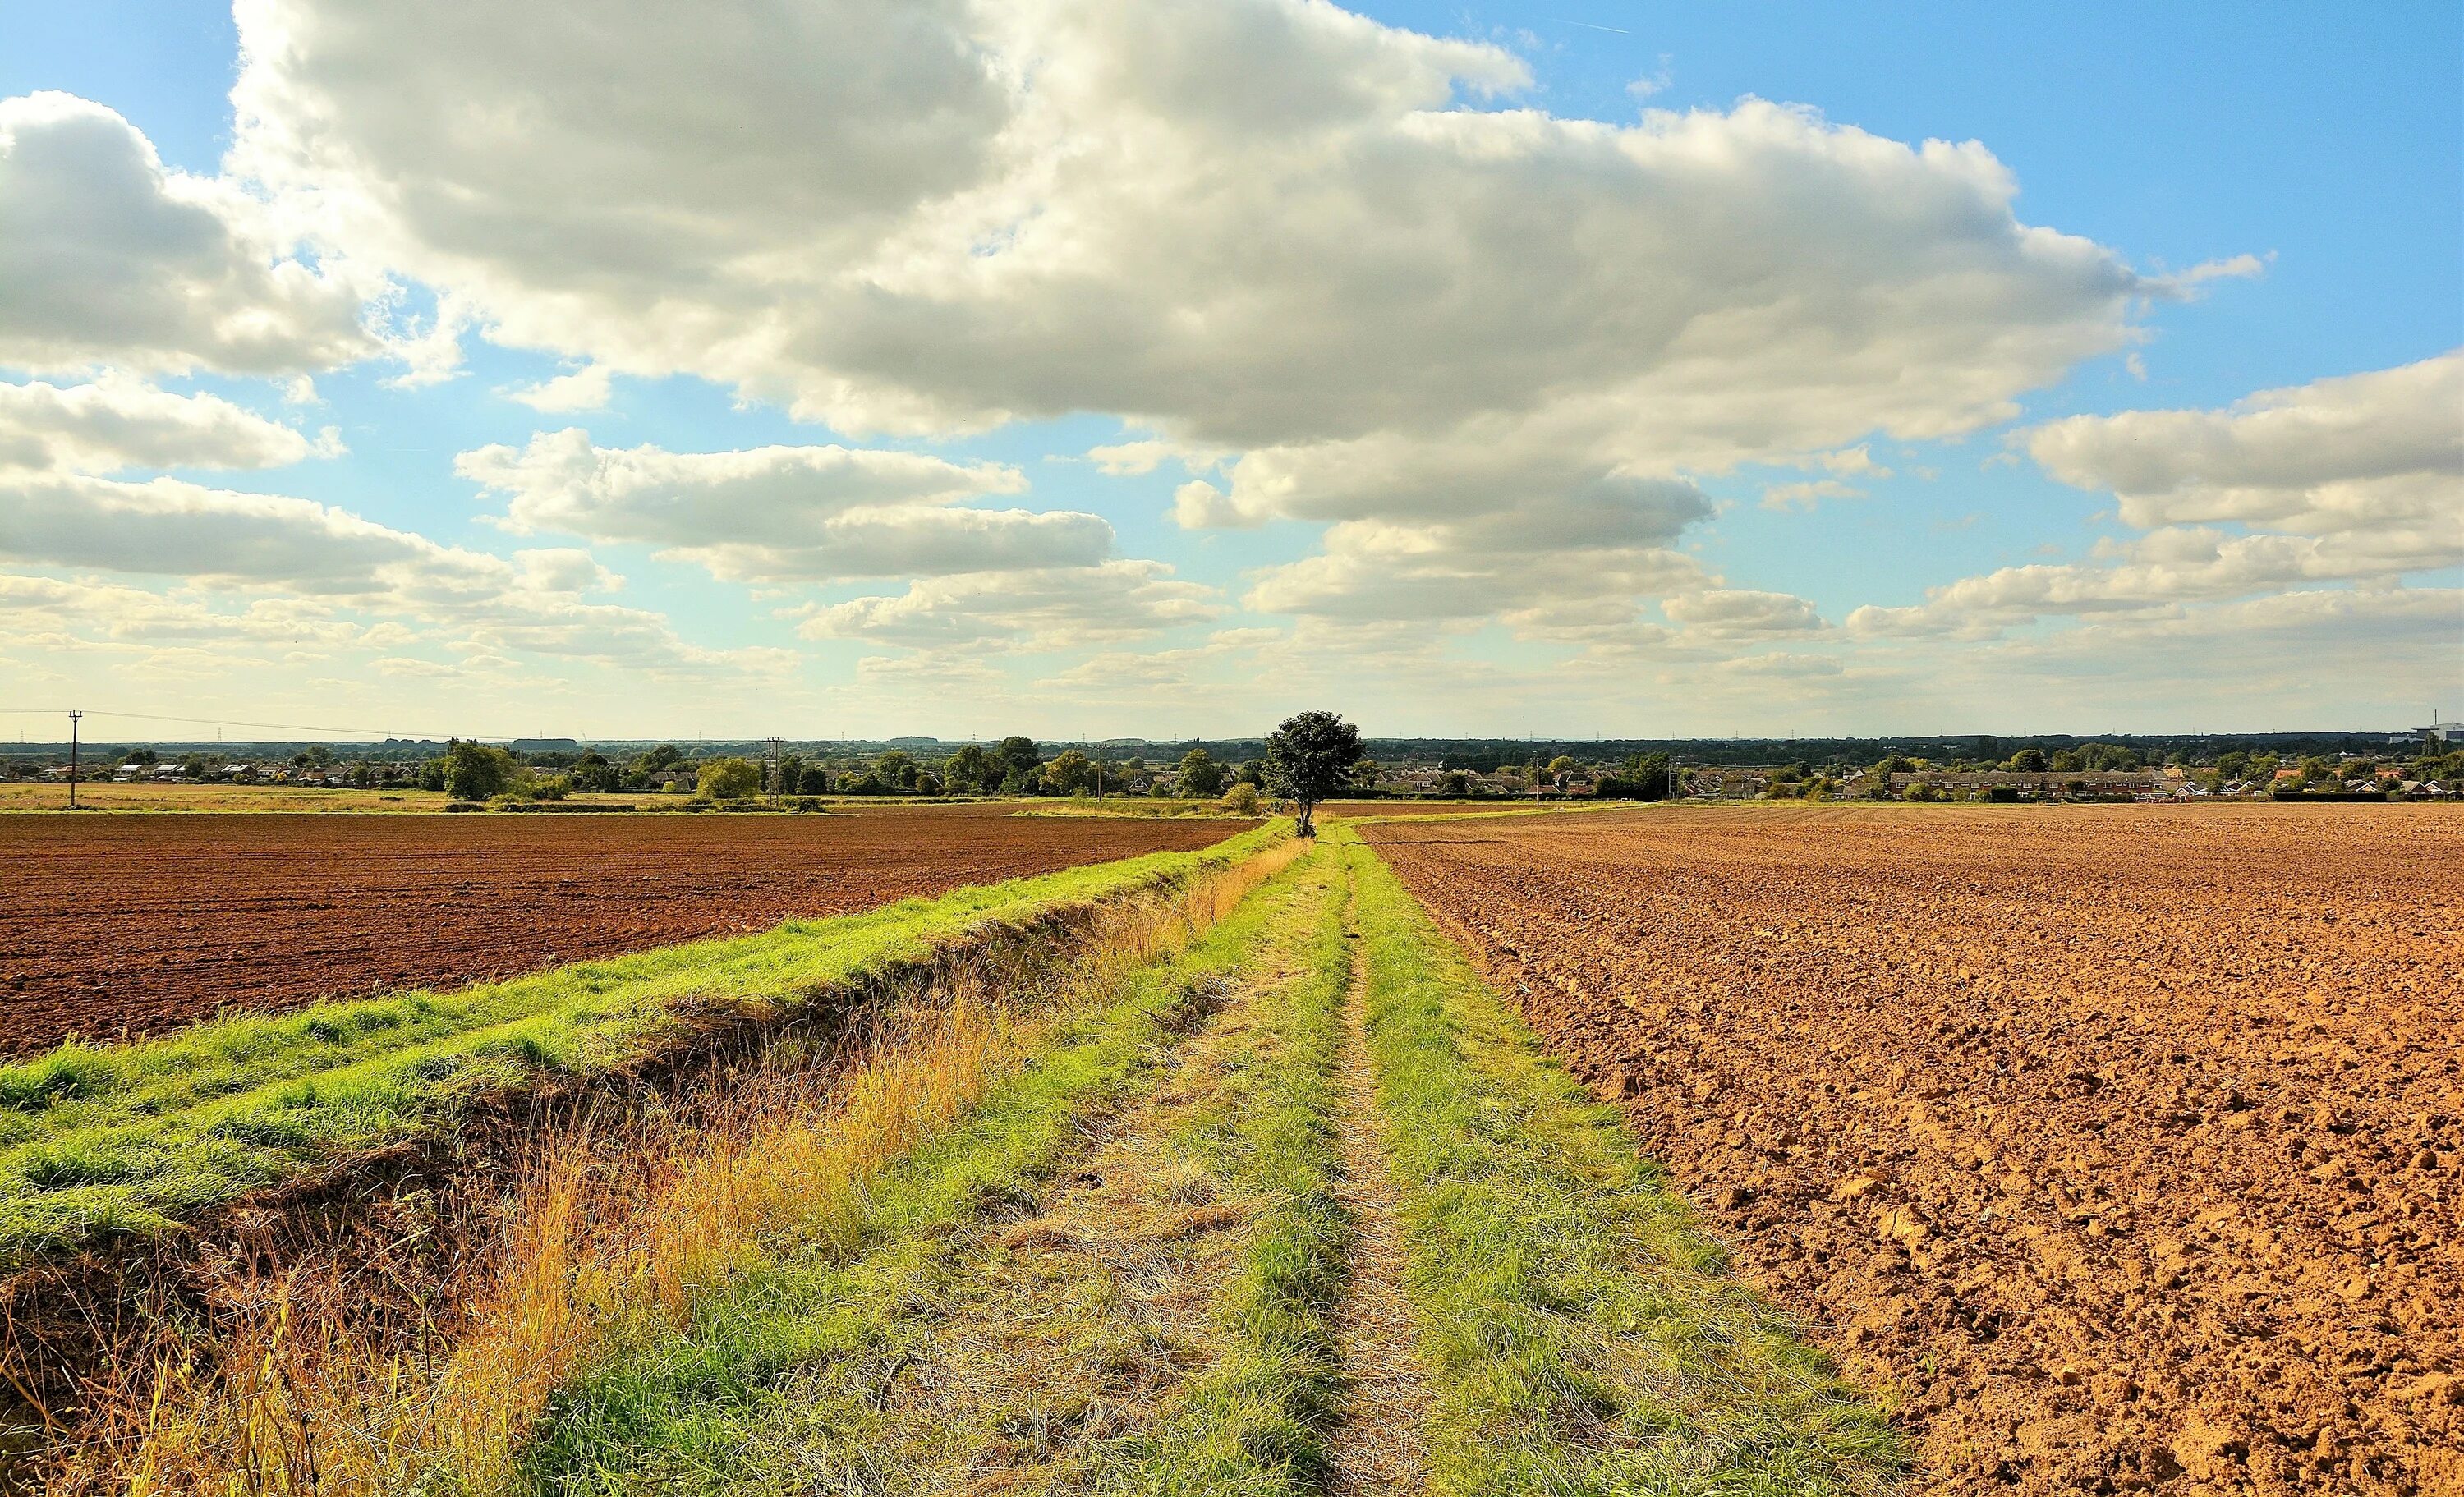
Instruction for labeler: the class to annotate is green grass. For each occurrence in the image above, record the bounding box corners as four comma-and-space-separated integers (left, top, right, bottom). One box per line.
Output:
0, 824, 1283, 1267
513, 840, 1337, 1493
1106, 844, 1350, 1493
1340, 828, 1905, 1495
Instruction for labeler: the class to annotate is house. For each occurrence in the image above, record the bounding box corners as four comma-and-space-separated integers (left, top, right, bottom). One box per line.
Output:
650, 769, 697, 793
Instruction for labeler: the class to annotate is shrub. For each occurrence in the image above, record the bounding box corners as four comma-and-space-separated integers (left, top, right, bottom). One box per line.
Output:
696, 758, 763, 801
1220, 783, 1264, 816
443, 741, 518, 801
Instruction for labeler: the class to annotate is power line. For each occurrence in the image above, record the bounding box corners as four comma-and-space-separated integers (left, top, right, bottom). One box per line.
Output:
0, 707, 508, 741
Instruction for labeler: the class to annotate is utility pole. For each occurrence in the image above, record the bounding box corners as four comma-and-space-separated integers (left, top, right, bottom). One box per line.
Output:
67, 709, 81, 810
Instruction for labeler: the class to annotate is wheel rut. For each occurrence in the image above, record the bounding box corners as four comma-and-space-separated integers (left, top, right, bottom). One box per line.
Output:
1325, 890, 1435, 1496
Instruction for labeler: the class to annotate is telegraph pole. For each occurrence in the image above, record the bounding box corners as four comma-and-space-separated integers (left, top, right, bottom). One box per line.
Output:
67, 709, 82, 810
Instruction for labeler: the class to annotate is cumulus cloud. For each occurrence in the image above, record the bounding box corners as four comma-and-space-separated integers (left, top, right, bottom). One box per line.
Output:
504, 362, 612, 412
2025, 350, 2462, 538
0, 572, 365, 649
798, 559, 1218, 650
0, 91, 371, 374
1846, 526, 2448, 641
0, 472, 778, 678
1662, 589, 1828, 638
1858, 353, 2464, 642
224, 1, 2167, 634
0, 474, 470, 590
457, 428, 1107, 581
0, 377, 330, 474
1244, 478, 1713, 635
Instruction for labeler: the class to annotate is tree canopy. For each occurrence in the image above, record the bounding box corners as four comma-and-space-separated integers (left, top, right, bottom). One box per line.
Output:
1262, 710, 1362, 836
1175, 746, 1225, 797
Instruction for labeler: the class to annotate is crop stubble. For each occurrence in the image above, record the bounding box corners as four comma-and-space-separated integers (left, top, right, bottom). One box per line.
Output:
0, 806, 1250, 1055
1363, 804, 2462, 1496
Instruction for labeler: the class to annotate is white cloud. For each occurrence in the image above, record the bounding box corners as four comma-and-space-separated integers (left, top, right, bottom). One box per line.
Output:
2025, 350, 2462, 539
1846, 526, 2449, 641
226, 1, 2163, 635
0, 92, 371, 375
0, 474, 467, 591
1759, 478, 1863, 511
457, 428, 1106, 581
1243, 480, 1713, 634
1662, 589, 1828, 638
0, 376, 329, 474
0, 473, 783, 680
1857, 353, 2464, 642
1087, 438, 1220, 476
504, 362, 612, 412
798, 559, 1218, 650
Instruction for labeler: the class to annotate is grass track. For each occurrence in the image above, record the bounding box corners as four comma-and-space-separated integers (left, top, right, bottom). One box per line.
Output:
517, 840, 1350, 1493
0, 825, 1281, 1265
1338, 827, 1905, 1495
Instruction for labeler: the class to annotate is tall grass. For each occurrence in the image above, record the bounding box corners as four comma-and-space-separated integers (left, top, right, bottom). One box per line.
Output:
52, 837, 1307, 1497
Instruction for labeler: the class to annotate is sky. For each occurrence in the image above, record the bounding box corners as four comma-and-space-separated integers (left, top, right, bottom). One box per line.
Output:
0, 1, 2456, 743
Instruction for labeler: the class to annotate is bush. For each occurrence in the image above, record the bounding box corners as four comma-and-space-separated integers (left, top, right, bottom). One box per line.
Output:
528, 774, 572, 801
697, 758, 763, 801
443, 741, 518, 801
1219, 783, 1263, 816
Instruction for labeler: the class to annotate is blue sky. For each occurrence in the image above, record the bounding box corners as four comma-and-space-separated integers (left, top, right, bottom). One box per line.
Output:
1, 2, 2455, 741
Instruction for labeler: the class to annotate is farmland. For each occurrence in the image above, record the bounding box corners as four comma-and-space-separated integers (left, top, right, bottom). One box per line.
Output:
1363, 803, 2463, 1495
0, 805, 1251, 1055
0, 817, 1905, 1495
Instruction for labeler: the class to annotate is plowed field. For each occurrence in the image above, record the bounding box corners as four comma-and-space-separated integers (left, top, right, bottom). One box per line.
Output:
1363, 804, 2463, 1496
0, 806, 1250, 1054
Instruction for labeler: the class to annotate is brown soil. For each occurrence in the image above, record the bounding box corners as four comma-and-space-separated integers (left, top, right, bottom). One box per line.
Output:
1363, 803, 2464, 1497
0, 805, 1248, 1054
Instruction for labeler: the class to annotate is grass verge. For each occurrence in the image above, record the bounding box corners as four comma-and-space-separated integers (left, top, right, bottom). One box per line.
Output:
1340, 828, 1905, 1495
0, 824, 1282, 1266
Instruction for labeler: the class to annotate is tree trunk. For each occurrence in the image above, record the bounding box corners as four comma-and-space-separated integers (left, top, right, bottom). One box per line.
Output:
1296, 801, 1316, 837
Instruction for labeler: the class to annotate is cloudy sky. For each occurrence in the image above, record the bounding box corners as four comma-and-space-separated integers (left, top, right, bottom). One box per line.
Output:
1, 1, 2455, 742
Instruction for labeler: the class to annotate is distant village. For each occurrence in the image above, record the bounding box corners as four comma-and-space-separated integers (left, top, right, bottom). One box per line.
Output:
4, 726, 2456, 806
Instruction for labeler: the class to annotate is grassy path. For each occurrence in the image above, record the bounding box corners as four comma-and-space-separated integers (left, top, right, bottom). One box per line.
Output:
219, 828, 1902, 1495
1325, 893, 1435, 1495
517, 841, 1353, 1495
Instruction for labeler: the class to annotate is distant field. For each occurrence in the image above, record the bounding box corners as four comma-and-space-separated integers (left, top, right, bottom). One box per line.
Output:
0, 780, 464, 813
0, 805, 1256, 1054
1364, 802, 2463, 1495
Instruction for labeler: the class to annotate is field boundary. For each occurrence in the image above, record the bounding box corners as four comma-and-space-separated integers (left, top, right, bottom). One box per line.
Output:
1339, 828, 1904, 1494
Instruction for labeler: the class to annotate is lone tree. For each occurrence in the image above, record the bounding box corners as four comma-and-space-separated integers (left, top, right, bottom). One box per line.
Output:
1262, 709, 1362, 837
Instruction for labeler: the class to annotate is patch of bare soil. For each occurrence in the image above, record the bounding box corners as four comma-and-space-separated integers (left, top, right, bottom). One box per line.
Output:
0, 806, 1249, 1054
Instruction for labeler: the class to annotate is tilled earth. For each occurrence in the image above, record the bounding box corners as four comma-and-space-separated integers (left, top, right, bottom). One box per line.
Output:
0, 805, 1250, 1054
1363, 804, 2463, 1496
